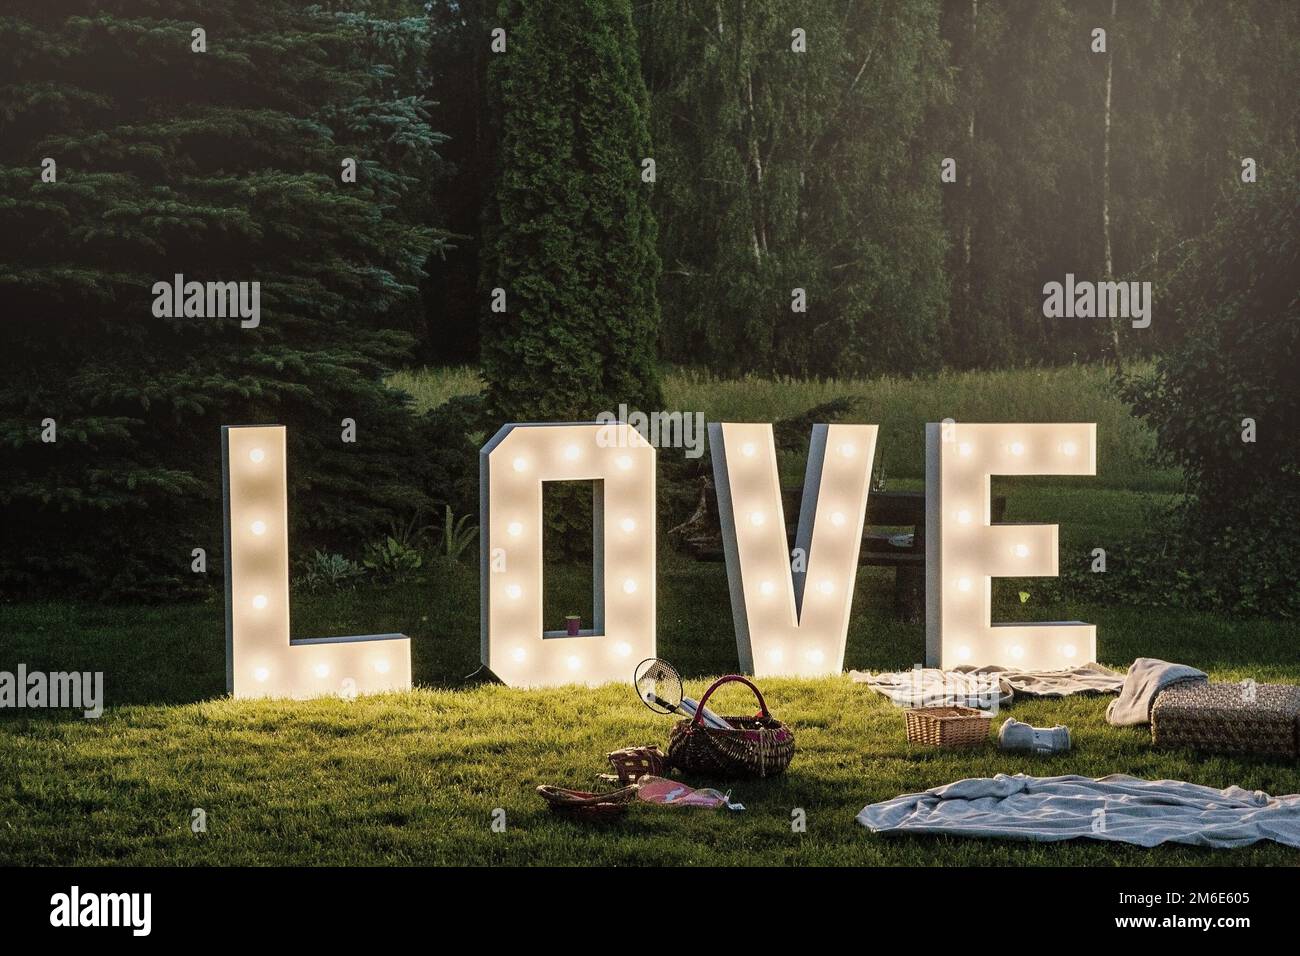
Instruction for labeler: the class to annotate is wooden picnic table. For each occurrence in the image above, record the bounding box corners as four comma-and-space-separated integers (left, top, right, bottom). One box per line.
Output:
676, 484, 1006, 623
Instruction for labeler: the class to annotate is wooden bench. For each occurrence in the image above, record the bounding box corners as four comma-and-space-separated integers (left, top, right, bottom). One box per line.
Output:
676, 485, 1006, 622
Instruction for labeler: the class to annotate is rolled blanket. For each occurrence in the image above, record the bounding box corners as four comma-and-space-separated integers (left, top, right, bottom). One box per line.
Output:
1106, 658, 1207, 726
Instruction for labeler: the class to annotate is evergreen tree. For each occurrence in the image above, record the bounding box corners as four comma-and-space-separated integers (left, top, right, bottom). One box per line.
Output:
0, 1, 447, 597
481, 0, 662, 422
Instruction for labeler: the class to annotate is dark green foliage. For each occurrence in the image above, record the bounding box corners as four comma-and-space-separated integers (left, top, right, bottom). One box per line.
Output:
640, 0, 950, 377
1124, 163, 1299, 615
297, 550, 365, 593
0, 1, 447, 598
480, 0, 662, 423
423, 1, 497, 364
417, 393, 483, 521
361, 535, 424, 582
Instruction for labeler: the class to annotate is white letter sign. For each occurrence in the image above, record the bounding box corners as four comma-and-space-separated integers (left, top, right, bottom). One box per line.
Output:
710, 422, 878, 678
480, 422, 655, 687
222, 425, 411, 699
925, 422, 1096, 669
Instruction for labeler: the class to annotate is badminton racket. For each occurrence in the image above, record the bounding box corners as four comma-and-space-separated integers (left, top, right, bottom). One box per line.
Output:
633, 658, 733, 730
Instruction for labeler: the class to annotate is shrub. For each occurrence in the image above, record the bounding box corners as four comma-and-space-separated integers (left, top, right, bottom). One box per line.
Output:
361, 537, 424, 583
1123, 162, 1299, 616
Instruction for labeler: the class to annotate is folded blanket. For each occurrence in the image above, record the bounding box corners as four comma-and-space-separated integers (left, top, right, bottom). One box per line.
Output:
849, 663, 1123, 710
1106, 657, 1207, 726
856, 773, 1300, 849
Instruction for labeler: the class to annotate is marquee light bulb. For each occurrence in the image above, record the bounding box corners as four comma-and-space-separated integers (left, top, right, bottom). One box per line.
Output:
956, 509, 972, 525
1010, 442, 1025, 456
615, 454, 632, 470
507, 521, 523, 537
749, 511, 765, 526
958, 442, 973, 457
1061, 441, 1078, 457
374, 659, 391, 674
1062, 644, 1078, 659
956, 645, 973, 661
313, 663, 329, 678
759, 580, 775, 596
613, 641, 632, 658
563, 444, 580, 461
252, 594, 268, 609
806, 649, 825, 665
768, 648, 784, 664
839, 442, 857, 459
1009, 645, 1026, 660
511, 647, 526, 662
250, 520, 267, 536
622, 578, 637, 594
957, 577, 972, 592
741, 442, 757, 457
249, 448, 265, 463
620, 517, 636, 533
566, 655, 581, 671
506, 584, 522, 600
253, 666, 270, 683
1014, 544, 1030, 557
512, 456, 528, 473
817, 580, 833, 595
831, 511, 846, 527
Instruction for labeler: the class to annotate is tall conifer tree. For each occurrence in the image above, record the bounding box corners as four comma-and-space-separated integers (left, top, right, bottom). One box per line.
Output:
0, 1, 446, 596
481, 0, 662, 422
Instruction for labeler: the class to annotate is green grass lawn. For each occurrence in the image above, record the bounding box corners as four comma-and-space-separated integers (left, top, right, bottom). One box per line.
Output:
4, 546, 1298, 866
3, 364, 1295, 866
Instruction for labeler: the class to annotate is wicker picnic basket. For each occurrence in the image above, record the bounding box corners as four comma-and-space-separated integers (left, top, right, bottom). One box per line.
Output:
1151, 681, 1300, 758
667, 675, 795, 778
905, 706, 992, 747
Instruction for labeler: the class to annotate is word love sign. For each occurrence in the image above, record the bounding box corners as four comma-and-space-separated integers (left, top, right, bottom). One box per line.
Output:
223, 421, 1095, 697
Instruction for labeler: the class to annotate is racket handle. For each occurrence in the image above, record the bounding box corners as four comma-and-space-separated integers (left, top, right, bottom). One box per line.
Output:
681, 696, 734, 730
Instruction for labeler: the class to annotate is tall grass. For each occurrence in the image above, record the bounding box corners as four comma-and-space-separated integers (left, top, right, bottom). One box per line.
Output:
392, 363, 1177, 491
389, 365, 483, 411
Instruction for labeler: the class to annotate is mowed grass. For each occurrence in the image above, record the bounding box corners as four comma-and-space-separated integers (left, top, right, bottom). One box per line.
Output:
3, 548, 1298, 866
3, 364, 1294, 866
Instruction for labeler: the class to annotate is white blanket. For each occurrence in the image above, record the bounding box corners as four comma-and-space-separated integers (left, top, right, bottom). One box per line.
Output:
856, 773, 1300, 849
850, 663, 1124, 710
1105, 657, 1208, 726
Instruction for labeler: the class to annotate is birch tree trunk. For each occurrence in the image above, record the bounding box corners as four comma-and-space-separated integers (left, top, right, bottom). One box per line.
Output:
962, 0, 976, 309
1102, 0, 1124, 372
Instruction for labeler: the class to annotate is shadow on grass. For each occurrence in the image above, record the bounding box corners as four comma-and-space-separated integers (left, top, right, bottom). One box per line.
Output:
1, 551, 1295, 710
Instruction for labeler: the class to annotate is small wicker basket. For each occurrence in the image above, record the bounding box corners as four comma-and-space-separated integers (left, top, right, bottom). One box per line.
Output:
536, 784, 639, 820
905, 706, 992, 747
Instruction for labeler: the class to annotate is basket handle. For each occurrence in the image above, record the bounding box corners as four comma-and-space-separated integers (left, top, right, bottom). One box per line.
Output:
693, 675, 770, 725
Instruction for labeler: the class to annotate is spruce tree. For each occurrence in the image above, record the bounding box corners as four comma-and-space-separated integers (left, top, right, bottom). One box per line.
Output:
481, 0, 662, 423
0, 1, 446, 597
